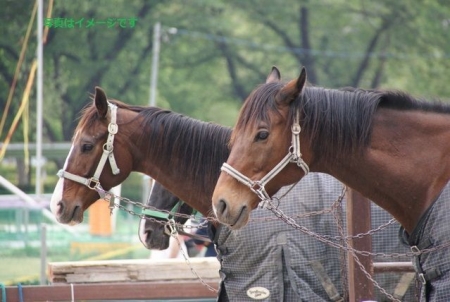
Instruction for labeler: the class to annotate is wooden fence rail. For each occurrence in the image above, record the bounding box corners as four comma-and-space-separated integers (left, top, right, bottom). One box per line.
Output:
2, 281, 218, 301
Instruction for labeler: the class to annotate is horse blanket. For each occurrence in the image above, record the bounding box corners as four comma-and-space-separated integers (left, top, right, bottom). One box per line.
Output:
400, 181, 450, 302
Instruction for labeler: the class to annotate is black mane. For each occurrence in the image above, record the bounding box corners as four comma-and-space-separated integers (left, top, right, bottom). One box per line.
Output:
137, 106, 231, 195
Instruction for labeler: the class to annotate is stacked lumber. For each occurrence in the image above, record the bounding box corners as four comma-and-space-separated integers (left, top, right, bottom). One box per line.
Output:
48, 258, 221, 284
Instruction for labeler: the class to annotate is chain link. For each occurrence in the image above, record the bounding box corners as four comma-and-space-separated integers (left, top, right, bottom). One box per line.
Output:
103, 190, 211, 230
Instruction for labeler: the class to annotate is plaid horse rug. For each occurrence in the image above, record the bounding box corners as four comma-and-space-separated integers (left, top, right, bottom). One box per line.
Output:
400, 181, 450, 302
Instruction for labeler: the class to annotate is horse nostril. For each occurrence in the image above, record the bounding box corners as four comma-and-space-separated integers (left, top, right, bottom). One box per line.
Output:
217, 198, 227, 215
57, 201, 64, 214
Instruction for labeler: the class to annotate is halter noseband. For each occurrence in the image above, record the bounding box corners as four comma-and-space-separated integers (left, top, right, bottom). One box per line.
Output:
221, 110, 309, 206
56, 102, 121, 199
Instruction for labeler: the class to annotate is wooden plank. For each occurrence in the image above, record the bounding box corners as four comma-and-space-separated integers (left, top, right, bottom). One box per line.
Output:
346, 189, 374, 301
48, 258, 220, 284
3, 281, 218, 301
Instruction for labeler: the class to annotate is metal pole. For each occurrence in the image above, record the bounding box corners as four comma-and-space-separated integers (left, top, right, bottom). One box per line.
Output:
40, 223, 47, 285
143, 22, 161, 202
36, 0, 44, 196
149, 22, 161, 107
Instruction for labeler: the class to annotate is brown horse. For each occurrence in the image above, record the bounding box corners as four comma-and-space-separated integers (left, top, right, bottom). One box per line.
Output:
50, 87, 229, 225
212, 67, 450, 300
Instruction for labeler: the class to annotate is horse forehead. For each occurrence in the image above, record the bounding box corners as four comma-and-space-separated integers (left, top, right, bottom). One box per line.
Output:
230, 126, 255, 149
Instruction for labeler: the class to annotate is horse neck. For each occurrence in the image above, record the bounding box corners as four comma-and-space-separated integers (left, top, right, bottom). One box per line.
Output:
125, 110, 229, 219
315, 108, 450, 233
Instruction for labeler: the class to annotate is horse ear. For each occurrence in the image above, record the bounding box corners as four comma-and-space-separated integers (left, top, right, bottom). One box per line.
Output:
94, 87, 108, 118
276, 67, 307, 107
266, 66, 281, 83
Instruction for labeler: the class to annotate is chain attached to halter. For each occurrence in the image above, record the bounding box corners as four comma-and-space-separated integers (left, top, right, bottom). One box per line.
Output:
142, 201, 211, 242
56, 102, 121, 201
221, 110, 309, 206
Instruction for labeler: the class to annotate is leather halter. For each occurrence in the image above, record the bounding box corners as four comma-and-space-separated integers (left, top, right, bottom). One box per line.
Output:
221, 111, 309, 205
56, 102, 121, 199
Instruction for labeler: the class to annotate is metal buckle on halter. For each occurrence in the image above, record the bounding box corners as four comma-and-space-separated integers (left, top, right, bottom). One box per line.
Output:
288, 145, 297, 158
87, 177, 101, 190
103, 142, 113, 152
250, 181, 269, 200
108, 123, 118, 134
291, 123, 301, 134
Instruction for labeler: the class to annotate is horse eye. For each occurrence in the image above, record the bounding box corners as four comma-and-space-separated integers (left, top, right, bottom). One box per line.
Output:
255, 131, 269, 141
82, 144, 94, 152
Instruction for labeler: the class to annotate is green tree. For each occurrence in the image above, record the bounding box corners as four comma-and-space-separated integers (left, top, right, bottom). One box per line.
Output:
1, 0, 449, 191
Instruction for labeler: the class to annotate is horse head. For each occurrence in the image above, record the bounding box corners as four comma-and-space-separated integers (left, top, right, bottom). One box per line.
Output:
139, 181, 193, 250
212, 67, 310, 229
50, 87, 135, 225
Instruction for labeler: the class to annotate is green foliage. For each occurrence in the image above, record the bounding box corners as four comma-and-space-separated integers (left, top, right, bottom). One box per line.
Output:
1, 0, 450, 193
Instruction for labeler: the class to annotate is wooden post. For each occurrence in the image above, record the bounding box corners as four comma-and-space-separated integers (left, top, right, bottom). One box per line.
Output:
346, 188, 374, 301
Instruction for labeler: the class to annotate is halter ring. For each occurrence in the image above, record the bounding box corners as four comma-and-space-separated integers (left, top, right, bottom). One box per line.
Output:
291, 124, 301, 134
87, 178, 101, 190
108, 123, 118, 134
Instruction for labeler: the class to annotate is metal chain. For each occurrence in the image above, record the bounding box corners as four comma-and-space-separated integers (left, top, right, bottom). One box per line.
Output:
101, 185, 396, 239
332, 190, 398, 301
167, 220, 219, 293
265, 197, 450, 301
111, 194, 219, 293
266, 199, 401, 301
264, 196, 450, 258
99, 185, 450, 300
101, 189, 211, 230
101, 186, 410, 256
254, 185, 398, 240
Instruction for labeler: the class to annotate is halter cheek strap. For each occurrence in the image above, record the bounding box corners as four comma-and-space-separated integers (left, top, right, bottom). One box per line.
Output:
57, 102, 121, 198
221, 110, 309, 205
